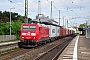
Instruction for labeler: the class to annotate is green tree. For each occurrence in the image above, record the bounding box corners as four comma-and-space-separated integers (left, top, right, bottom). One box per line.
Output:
28, 18, 32, 23
0, 23, 5, 35
12, 20, 22, 39
79, 23, 86, 28
0, 21, 10, 35
2, 11, 9, 22
0, 10, 32, 39
0, 11, 2, 19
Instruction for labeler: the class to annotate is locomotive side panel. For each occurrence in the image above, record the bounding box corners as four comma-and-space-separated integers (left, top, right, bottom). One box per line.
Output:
38, 25, 49, 42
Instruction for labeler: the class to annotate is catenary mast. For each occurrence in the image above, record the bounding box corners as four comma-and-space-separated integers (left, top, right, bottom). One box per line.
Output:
38, 0, 41, 22
25, 0, 28, 23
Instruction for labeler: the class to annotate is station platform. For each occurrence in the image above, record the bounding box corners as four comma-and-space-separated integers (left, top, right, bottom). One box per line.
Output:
0, 40, 19, 46
57, 35, 90, 60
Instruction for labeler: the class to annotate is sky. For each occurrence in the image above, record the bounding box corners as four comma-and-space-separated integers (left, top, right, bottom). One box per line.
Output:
0, 0, 90, 27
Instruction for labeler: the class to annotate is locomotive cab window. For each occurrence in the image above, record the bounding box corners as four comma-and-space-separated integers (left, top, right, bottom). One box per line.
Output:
30, 26, 36, 30
22, 26, 29, 30
22, 26, 36, 30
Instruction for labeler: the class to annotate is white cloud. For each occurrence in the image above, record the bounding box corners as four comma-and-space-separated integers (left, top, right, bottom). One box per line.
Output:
41, 0, 50, 9
0, 0, 90, 26
72, 0, 90, 5
28, 0, 37, 9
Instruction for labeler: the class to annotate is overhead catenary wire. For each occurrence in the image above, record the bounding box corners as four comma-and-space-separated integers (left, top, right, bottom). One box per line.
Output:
47, 0, 59, 11
8, 0, 37, 13
8, 0, 81, 20
47, 0, 81, 19
46, 0, 72, 18
60, 0, 80, 17
46, 0, 64, 18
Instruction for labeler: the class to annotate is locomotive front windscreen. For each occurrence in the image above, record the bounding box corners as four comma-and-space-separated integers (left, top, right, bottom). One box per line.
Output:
22, 26, 29, 30
30, 26, 36, 30
22, 26, 36, 30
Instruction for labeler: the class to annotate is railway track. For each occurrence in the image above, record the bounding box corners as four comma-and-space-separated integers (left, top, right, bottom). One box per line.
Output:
0, 35, 76, 60
0, 41, 19, 52
35, 36, 73, 60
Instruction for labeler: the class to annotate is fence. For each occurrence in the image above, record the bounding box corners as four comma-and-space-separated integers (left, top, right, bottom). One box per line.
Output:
0, 35, 16, 42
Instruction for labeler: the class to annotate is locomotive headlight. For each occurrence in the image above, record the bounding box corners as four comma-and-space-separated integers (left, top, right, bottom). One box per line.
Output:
22, 33, 26, 35
22, 37, 24, 38
34, 37, 35, 39
31, 33, 36, 36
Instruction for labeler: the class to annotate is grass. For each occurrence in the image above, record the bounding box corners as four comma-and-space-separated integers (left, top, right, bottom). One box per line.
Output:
0, 47, 20, 54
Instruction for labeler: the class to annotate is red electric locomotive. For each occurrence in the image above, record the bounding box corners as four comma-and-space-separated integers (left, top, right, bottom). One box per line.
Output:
18, 23, 49, 48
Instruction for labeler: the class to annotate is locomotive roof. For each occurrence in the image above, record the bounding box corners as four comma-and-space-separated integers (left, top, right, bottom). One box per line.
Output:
22, 23, 49, 28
